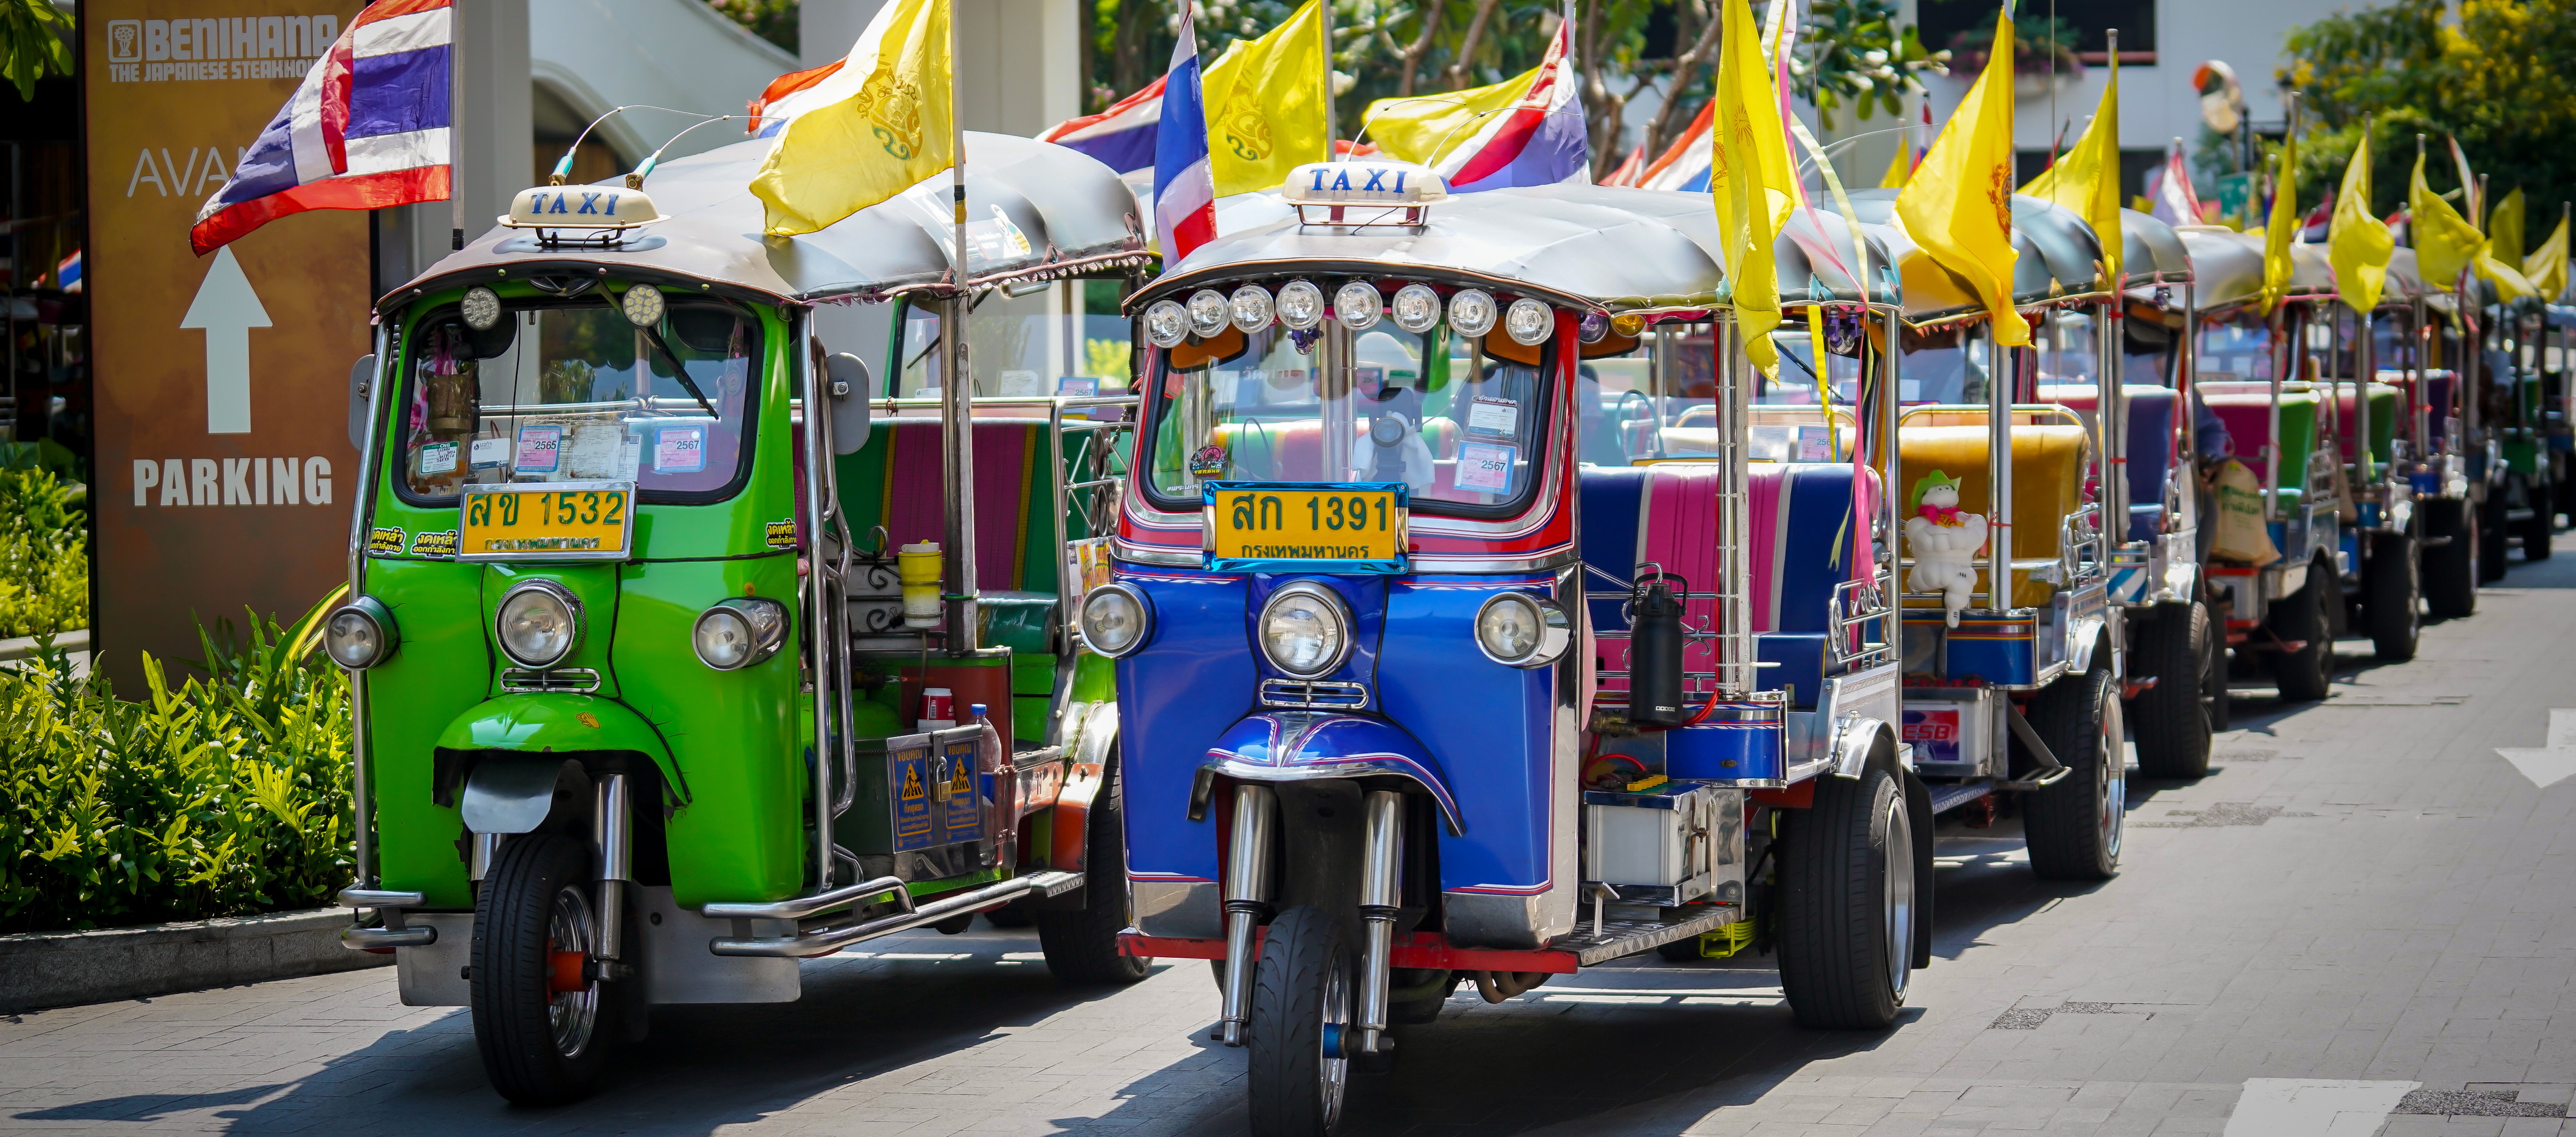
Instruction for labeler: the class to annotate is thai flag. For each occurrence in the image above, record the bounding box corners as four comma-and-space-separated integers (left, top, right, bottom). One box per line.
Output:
1437, 10, 1589, 193
1038, 77, 1166, 174
2145, 140, 2202, 228
1633, 101, 1714, 192
189, 0, 452, 255
1153, 9, 1217, 264
53, 250, 80, 294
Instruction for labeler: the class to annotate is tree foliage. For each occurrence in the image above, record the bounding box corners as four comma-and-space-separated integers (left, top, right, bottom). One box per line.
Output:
1, 0, 72, 103
2281, 0, 2576, 257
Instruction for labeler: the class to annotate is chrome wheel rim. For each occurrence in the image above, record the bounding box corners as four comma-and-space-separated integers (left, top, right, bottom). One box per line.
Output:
547, 884, 600, 1059
2098, 695, 2126, 861
1883, 795, 1915, 1002
1318, 954, 1351, 1127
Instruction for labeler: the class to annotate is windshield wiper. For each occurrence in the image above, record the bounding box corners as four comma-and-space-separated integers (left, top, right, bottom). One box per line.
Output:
604, 293, 719, 417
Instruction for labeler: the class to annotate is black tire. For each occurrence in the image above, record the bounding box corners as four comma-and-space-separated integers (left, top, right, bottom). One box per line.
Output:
1776, 765, 1914, 1030
2267, 566, 2334, 702
2366, 530, 2420, 661
1037, 755, 1151, 985
1247, 906, 1353, 1137
2481, 492, 2510, 581
2021, 666, 2125, 881
2129, 603, 2212, 779
2526, 481, 2554, 561
471, 833, 614, 1106
2202, 600, 2232, 733
2423, 498, 2477, 619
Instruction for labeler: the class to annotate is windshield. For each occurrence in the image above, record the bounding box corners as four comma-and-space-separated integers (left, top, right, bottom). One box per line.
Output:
397, 298, 761, 504
2197, 314, 2278, 381
1143, 324, 1550, 514
895, 282, 1134, 398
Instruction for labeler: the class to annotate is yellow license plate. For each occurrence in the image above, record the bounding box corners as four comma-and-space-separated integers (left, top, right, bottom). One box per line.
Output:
1206, 484, 1406, 570
458, 481, 635, 561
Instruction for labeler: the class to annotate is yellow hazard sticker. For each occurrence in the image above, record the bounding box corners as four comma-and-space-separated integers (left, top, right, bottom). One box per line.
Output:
409, 529, 459, 559
366, 527, 404, 555
766, 519, 797, 549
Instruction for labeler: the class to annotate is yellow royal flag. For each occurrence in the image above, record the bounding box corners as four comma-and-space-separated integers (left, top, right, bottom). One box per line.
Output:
1707, 0, 1798, 375
1879, 141, 1910, 188
2019, 55, 2120, 286
1202, 0, 1330, 198
2256, 128, 2300, 316
2526, 210, 2569, 299
748, 0, 953, 237
2489, 188, 2526, 267
2411, 148, 2487, 287
2328, 132, 2394, 315
1366, 68, 1524, 169
1897, 8, 2025, 346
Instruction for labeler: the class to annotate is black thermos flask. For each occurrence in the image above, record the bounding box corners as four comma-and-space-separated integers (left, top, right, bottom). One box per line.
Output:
1629, 577, 1687, 726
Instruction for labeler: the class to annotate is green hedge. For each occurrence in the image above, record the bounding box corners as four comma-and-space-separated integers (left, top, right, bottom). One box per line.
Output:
0, 467, 88, 638
0, 610, 352, 934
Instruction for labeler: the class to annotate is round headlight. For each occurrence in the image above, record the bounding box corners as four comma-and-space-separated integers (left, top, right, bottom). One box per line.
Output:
1504, 298, 1553, 346
1335, 282, 1382, 330
1258, 582, 1351, 678
1187, 289, 1231, 337
1449, 289, 1498, 338
495, 580, 583, 669
620, 283, 664, 329
1474, 592, 1571, 668
1145, 299, 1190, 348
322, 596, 399, 670
1578, 310, 1610, 344
1391, 283, 1442, 333
1079, 582, 1154, 658
461, 287, 502, 331
1230, 285, 1274, 333
693, 598, 786, 671
1275, 279, 1326, 330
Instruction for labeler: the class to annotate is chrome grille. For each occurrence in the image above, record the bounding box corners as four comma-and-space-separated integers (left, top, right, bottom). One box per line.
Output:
499, 668, 602, 693
1257, 677, 1371, 710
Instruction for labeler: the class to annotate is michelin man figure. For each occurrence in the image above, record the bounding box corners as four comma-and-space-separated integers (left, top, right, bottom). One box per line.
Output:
1904, 470, 1989, 627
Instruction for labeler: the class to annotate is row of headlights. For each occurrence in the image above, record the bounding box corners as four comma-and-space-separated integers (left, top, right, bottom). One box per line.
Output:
1077, 581, 1570, 671
321, 586, 787, 674
1142, 281, 1558, 350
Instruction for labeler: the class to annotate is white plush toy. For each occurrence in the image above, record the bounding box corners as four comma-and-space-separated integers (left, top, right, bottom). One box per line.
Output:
1903, 470, 1989, 627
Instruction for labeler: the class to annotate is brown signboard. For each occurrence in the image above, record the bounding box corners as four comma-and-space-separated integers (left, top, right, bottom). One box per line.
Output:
84, 1, 372, 688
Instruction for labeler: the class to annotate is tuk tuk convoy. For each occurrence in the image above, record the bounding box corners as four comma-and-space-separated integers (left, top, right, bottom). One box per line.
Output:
316, 130, 2557, 1124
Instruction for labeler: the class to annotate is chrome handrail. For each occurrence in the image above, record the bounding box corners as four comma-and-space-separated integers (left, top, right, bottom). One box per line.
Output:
703, 875, 912, 923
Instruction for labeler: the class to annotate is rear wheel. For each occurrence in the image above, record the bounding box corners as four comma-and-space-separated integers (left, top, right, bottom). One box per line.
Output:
1038, 756, 1151, 985
2267, 567, 2334, 702
2423, 499, 2477, 619
2023, 667, 2125, 881
1776, 765, 1913, 1029
1246, 906, 1353, 1137
2366, 530, 2420, 661
2129, 603, 2212, 779
471, 833, 615, 1105
2526, 482, 2555, 561
2481, 492, 2511, 580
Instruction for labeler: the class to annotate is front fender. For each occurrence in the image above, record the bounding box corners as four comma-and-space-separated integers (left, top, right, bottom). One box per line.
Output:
434, 693, 687, 804
1196, 711, 1464, 835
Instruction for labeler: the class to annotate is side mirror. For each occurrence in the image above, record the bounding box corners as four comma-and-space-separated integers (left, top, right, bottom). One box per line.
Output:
827, 352, 872, 455
348, 353, 378, 450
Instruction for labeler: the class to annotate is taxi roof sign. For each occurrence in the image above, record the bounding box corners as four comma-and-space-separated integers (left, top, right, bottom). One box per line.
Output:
1283, 160, 1445, 226
499, 185, 668, 234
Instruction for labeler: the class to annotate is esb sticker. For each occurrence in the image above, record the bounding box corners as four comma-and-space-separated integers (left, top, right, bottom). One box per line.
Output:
1901, 708, 1961, 765
1455, 442, 1514, 494
655, 425, 706, 473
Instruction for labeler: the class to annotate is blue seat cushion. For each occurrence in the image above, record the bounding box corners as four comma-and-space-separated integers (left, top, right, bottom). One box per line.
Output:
1579, 465, 1651, 632
1758, 633, 1831, 709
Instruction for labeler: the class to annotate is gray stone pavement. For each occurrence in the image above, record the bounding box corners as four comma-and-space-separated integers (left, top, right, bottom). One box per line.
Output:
10, 554, 2576, 1135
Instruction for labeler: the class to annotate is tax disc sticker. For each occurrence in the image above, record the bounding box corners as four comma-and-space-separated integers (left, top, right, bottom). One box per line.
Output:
1467, 396, 1519, 438
1456, 441, 1514, 493
654, 425, 707, 473
419, 442, 458, 474
515, 424, 563, 474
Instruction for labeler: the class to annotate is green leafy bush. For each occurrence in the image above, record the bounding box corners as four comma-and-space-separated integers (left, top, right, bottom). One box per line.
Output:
0, 608, 352, 934
0, 466, 88, 638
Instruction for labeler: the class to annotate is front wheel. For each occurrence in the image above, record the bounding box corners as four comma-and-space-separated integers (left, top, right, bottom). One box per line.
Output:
2129, 602, 2212, 779
471, 833, 615, 1105
2526, 482, 2555, 561
2422, 499, 2477, 619
1036, 755, 1151, 985
1776, 765, 1914, 1029
2366, 530, 2420, 661
2267, 567, 2334, 702
2481, 492, 2511, 581
2022, 666, 2125, 881
1247, 906, 1354, 1137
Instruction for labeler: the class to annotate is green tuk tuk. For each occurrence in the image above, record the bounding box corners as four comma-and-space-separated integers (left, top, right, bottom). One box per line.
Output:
324, 131, 1154, 1104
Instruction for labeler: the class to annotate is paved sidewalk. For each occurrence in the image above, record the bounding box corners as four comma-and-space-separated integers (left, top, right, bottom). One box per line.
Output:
7, 556, 2576, 1135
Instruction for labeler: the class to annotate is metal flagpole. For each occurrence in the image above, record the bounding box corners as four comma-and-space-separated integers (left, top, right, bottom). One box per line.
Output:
1320, 0, 1335, 154
450, 0, 464, 250
943, 0, 979, 650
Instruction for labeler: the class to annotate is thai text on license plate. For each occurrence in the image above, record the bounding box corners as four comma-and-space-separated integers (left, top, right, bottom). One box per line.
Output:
1204, 483, 1405, 570
458, 481, 635, 561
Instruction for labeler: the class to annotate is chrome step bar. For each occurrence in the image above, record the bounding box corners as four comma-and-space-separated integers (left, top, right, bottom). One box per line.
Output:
336, 888, 435, 949
708, 871, 1084, 958
702, 875, 911, 923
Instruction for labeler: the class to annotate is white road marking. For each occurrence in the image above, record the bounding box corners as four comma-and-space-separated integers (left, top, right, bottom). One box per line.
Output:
2222, 1079, 2419, 1136
2494, 709, 2576, 788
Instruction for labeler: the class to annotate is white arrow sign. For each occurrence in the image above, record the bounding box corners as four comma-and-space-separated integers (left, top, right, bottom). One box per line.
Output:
179, 245, 272, 435
2495, 709, 2576, 789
